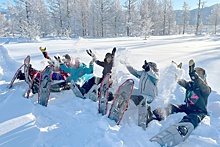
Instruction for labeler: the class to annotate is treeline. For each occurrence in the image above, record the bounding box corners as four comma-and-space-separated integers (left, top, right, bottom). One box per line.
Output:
0, 0, 219, 39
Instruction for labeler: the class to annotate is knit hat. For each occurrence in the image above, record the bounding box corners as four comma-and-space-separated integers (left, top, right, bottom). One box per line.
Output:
62, 54, 71, 63
148, 62, 159, 72
75, 57, 81, 63
105, 53, 112, 58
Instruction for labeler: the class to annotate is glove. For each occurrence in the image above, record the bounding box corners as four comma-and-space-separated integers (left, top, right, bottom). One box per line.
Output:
142, 60, 150, 72
87, 49, 97, 64
112, 47, 116, 56
186, 81, 195, 90
189, 59, 195, 73
40, 47, 46, 52
54, 56, 63, 64
86, 49, 95, 57
189, 59, 197, 80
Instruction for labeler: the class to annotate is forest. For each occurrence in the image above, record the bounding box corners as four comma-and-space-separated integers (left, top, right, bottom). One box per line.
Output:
0, 0, 219, 39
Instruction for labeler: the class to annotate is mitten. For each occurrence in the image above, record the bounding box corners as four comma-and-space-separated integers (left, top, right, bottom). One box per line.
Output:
189, 59, 198, 80
142, 60, 150, 72
39, 47, 46, 52
54, 56, 63, 64
86, 49, 95, 57
112, 47, 116, 56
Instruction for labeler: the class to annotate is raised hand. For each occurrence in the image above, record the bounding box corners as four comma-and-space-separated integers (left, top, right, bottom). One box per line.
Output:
112, 47, 116, 56
86, 49, 95, 57
39, 47, 46, 52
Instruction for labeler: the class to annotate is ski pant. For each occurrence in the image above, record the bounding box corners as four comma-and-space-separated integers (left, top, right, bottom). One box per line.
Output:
153, 104, 207, 128
130, 89, 154, 106
81, 76, 102, 94
52, 73, 66, 80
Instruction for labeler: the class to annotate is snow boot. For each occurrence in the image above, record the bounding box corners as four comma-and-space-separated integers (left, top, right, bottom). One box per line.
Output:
32, 83, 39, 94
177, 126, 188, 136
17, 70, 25, 80
107, 91, 114, 101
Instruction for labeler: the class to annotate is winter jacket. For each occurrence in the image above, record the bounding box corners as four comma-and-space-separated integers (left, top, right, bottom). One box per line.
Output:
126, 65, 159, 99
95, 59, 114, 78
60, 63, 93, 83
178, 72, 211, 114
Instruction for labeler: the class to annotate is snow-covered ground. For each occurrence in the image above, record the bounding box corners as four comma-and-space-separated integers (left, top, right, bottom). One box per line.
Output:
0, 35, 219, 147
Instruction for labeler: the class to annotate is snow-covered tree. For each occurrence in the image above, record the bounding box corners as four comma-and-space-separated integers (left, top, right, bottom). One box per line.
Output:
110, 0, 124, 36
13, 0, 42, 39
124, 0, 140, 36
149, 0, 163, 35
181, 2, 190, 34
139, 0, 154, 39
0, 10, 7, 36
208, 4, 220, 34
89, 0, 116, 37
34, 0, 52, 37
166, 0, 176, 35
4, 2, 17, 36
195, 0, 206, 34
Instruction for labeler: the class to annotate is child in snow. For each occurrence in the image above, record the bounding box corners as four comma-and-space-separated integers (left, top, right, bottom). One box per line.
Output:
147, 59, 211, 137
39, 46, 71, 78
121, 60, 160, 105
76, 47, 116, 100
57, 54, 94, 84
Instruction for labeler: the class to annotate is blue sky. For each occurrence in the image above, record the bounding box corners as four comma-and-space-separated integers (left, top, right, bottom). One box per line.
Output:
0, 0, 219, 10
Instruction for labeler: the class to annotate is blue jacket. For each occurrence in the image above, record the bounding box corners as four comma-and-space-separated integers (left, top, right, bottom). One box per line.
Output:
60, 63, 93, 82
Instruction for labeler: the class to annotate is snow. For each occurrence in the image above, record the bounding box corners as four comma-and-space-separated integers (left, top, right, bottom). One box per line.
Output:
0, 35, 220, 147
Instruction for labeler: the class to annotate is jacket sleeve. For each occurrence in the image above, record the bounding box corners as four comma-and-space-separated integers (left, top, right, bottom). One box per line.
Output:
42, 51, 51, 60
95, 60, 104, 67
60, 64, 71, 73
126, 65, 142, 79
177, 79, 188, 89
146, 69, 159, 84
83, 64, 94, 74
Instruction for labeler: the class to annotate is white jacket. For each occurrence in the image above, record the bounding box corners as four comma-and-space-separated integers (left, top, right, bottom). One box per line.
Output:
126, 65, 159, 101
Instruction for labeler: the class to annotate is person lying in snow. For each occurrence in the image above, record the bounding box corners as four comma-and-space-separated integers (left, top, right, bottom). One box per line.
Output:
55, 51, 94, 85
39, 46, 71, 78
16, 53, 72, 93
147, 59, 211, 137
74, 47, 116, 101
